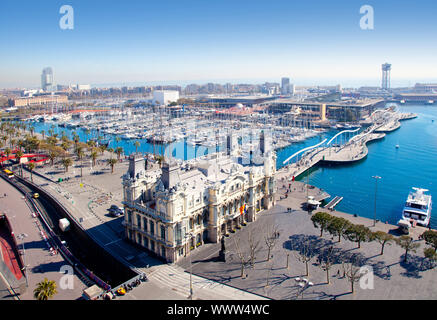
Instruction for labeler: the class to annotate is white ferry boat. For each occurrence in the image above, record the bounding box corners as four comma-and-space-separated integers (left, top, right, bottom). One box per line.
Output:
398, 188, 432, 229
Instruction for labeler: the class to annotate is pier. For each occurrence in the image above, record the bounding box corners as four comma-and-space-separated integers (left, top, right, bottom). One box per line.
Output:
324, 196, 343, 210
276, 110, 416, 181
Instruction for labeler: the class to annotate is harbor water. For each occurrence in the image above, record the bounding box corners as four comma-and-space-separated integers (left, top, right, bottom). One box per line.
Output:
27, 104, 437, 229
301, 105, 437, 229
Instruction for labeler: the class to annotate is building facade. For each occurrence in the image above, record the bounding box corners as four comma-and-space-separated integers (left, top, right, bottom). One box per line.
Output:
122, 136, 277, 263
41, 67, 55, 92
153, 90, 180, 105
13, 94, 68, 107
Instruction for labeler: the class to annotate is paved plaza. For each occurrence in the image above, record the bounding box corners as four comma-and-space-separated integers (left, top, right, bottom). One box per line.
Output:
176, 179, 437, 300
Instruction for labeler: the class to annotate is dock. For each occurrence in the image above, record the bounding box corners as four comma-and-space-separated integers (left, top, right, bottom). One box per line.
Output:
324, 196, 343, 210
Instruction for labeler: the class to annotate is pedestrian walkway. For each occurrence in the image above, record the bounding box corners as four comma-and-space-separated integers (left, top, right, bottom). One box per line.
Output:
146, 264, 268, 300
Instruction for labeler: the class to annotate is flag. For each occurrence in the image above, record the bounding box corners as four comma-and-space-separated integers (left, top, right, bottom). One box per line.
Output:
240, 204, 246, 215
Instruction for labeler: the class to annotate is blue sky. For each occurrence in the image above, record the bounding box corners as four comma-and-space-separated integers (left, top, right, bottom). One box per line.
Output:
1, 0, 437, 88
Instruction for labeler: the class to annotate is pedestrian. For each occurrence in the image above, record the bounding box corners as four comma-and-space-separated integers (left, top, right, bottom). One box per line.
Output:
336, 269, 340, 277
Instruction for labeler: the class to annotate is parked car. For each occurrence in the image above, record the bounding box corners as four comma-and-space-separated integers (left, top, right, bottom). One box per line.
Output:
109, 205, 124, 217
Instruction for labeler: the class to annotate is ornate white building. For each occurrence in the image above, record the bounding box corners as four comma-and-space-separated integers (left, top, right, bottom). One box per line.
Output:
122, 132, 277, 262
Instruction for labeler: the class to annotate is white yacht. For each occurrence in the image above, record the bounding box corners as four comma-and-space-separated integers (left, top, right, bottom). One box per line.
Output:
399, 188, 432, 228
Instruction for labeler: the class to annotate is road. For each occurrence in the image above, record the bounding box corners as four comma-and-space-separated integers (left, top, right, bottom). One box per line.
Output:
0, 175, 87, 300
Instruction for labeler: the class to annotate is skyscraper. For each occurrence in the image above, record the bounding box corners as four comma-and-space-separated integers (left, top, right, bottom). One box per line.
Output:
281, 77, 290, 95
41, 67, 55, 92
381, 63, 391, 90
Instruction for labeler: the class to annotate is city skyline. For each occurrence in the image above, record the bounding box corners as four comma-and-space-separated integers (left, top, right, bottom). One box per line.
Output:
2, 0, 437, 88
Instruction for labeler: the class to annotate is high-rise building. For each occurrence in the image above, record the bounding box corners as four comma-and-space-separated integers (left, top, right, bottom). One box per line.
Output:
41, 67, 55, 92
281, 77, 290, 95
381, 63, 391, 90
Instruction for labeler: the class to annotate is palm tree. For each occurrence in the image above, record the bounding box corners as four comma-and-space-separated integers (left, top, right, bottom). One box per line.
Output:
90, 150, 99, 167
107, 158, 118, 174
75, 146, 84, 160
115, 136, 121, 148
107, 148, 114, 158
61, 141, 70, 152
33, 278, 57, 300
61, 158, 72, 173
15, 150, 23, 176
115, 147, 123, 161
4, 147, 11, 164
99, 144, 107, 155
41, 130, 46, 140
134, 140, 141, 153
27, 162, 35, 182
49, 151, 57, 166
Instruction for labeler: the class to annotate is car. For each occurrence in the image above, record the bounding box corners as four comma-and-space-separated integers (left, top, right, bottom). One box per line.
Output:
110, 210, 122, 217
109, 205, 119, 211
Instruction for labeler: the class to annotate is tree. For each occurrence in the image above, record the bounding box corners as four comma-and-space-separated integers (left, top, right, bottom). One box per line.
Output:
264, 224, 279, 261
27, 162, 35, 182
15, 150, 24, 176
343, 259, 364, 294
294, 236, 315, 277
327, 216, 351, 243
372, 231, 395, 255
397, 235, 420, 262
115, 147, 124, 161
134, 140, 141, 154
247, 228, 261, 267
90, 150, 99, 167
33, 278, 57, 300
99, 144, 107, 155
420, 230, 437, 253
318, 246, 335, 284
233, 237, 250, 278
344, 224, 372, 248
49, 151, 58, 166
4, 147, 11, 165
107, 158, 118, 173
61, 141, 70, 152
311, 212, 334, 237
61, 158, 72, 173
424, 247, 437, 267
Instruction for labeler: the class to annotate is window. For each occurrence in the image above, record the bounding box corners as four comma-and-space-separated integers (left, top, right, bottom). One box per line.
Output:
150, 240, 155, 252
137, 215, 141, 228
127, 211, 132, 223
160, 225, 166, 240
149, 220, 155, 235
144, 237, 149, 248
161, 246, 166, 258
143, 218, 148, 232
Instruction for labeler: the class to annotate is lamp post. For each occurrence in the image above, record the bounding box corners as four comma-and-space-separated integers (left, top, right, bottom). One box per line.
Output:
372, 176, 381, 227
185, 232, 194, 300
17, 233, 28, 287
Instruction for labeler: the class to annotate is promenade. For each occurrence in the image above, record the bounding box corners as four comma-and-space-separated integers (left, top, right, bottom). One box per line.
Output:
176, 178, 437, 300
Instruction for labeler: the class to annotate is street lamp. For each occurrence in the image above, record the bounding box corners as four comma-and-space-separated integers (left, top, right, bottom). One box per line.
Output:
372, 176, 381, 227
184, 232, 194, 300
17, 233, 28, 287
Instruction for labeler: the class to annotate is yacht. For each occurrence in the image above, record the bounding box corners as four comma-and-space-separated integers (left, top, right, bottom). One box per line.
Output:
399, 188, 432, 228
